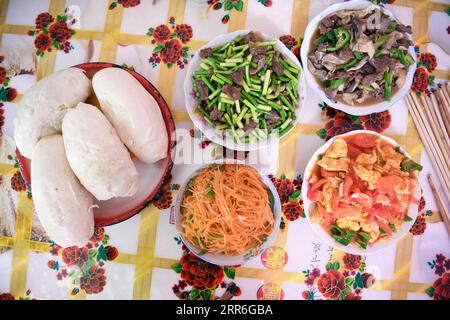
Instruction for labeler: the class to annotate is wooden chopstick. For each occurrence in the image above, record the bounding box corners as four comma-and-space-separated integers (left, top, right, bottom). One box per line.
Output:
426, 94, 450, 154
429, 92, 450, 138
406, 93, 450, 199
437, 85, 450, 121
420, 94, 450, 157
427, 174, 450, 235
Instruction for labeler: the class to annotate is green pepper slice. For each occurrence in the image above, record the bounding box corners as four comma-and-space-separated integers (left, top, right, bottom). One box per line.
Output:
383, 68, 394, 101
326, 28, 351, 52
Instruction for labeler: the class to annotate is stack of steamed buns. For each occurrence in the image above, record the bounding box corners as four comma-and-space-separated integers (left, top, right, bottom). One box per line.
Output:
13, 67, 168, 248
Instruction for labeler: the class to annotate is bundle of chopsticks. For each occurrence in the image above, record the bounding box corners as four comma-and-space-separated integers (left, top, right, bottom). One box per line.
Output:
405, 83, 450, 234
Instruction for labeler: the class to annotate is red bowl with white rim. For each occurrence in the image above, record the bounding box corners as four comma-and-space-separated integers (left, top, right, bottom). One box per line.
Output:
16, 62, 176, 226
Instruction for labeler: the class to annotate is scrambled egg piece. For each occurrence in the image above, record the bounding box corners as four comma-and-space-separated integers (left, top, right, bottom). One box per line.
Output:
378, 145, 404, 168
309, 173, 319, 184
324, 138, 348, 159
360, 220, 380, 243
393, 176, 411, 194
355, 153, 377, 167
336, 217, 360, 232
310, 205, 326, 224
353, 164, 381, 190
318, 156, 350, 172
321, 182, 338, 212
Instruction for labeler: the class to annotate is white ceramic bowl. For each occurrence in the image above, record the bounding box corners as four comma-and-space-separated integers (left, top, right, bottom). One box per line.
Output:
300, 0, 417, 116
301, 130, 420, 255
184, 29, 306, 151
174, 160, 282, 266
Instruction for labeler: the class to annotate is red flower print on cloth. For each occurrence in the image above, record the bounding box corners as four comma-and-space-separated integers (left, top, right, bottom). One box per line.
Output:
343, 254, 362, 271
175, 24, 193, 44
317, 270, 346, 299
62, 246, 89, 267
316, 102, 392, 141
152, 25, 171, 43
80, 265, 107, 294
208, 0, 269, 24
49, 21, 72, 43
279, 35, 298, 50
302, 258, 374, 300
274, 177, 295, 204
171, 241, 240, 300
283, 200, 303, 221
411, 67, 429, 93
35, 12, 54, 29
180, 252, 224, 291
425, 254, 450, 300
29, 11, 75, 57
109, 0, 141, 9
360, 111, 392, 133
47, 229, 117, 296
34, 33, 51, 52
0, 103, 5, 129
151, 174, 174, 210
419, 52, 437, 73
90, 226, 105, 243
410, 214, 427, 235
0, 67, 6, 85
0, 59, 18, 102
147, 18, 192, 68
0, 293, 15, 300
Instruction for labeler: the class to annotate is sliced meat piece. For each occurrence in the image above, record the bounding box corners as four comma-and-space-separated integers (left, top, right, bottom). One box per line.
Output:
249, 44, 266, 56
362, 63, 376, 74
338, 49, 355, 64
244, 31, 256, 44
199, 47, 212, 58
353, 33, 375, 58
307, 60, 328, 82
210, 109, 224, 121
243, 120, 258, 132
195, 79, 209, 100
370, 54, 395, 73
222, 85, 241, 101
346, 58, 368, 72
382, 31, 403, 50
322, 53, 349, 65
265, 109, 281, 122
342, 92, 359, 105
344, 80, 359, 93
396, 68, 407, 88
324, 87, 338, 99
232, 68, 244, 86
272, 55, 284, 76
362, 73, 378, 85
396, 23, 412, 34
250, 55, 266, 75
397, 37, 413, 48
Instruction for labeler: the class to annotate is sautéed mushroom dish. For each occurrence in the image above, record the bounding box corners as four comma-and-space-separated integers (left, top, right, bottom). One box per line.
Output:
307, 6, 414, 106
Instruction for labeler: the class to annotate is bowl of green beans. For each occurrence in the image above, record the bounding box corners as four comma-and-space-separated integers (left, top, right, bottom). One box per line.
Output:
184, 30, 306, 151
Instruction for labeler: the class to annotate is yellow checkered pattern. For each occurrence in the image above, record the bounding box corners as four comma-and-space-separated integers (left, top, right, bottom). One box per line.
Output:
0, 0, 448, 300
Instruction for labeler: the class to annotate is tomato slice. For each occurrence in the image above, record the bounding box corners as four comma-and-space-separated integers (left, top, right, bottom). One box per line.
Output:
375, 216, 392, 235
376, 176, 397, 201
318, 204, 334, 225
347, 144, 364, 158
307, 178, 329, 201
343, 175, 353, 200
321, 168, 339, 178
350, 134, 379, 149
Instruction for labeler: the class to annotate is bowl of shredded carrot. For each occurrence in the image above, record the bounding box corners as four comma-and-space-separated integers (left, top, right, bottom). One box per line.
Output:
301, 130, 422, 254
175, 161, 282, 266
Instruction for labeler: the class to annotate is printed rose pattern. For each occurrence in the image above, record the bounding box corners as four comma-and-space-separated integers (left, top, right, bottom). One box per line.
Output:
302, 254, 374, 300
0, 290, 33, 300
316, 102, 392, 141
47, 226, 118, 296
411, 47, 438, 95
208, 0, 271, 24
109, 0, 141, 10
426, 254, 450, 300
147, 17, 193, 68
170, 243, 241, 300
151, 174, 179, 210
0, 57, 18, 102
28, 10, 76, 57
269, 174, 305, 222
409, 197, 433, 236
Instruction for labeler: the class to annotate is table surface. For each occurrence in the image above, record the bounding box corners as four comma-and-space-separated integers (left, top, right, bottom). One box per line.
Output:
0, 0, 449, 300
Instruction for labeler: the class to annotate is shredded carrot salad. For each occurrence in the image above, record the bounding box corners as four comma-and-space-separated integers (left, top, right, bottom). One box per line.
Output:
181, 164, 274, 256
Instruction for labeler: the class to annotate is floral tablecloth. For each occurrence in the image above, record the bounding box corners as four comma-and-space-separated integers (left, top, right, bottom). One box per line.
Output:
0, 0, 449, 300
